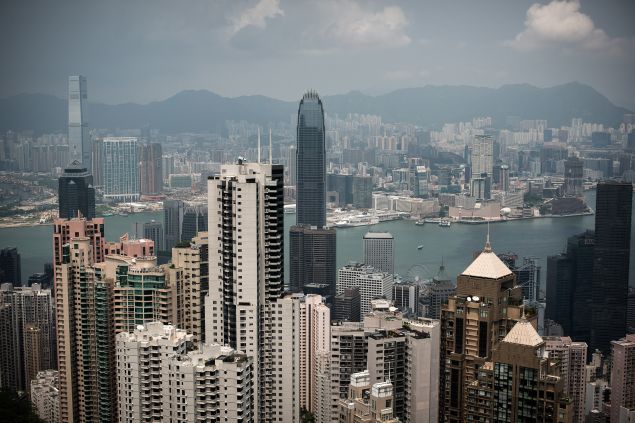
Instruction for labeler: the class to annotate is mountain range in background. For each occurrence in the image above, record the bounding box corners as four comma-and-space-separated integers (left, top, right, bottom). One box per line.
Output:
0, 82, 630, 135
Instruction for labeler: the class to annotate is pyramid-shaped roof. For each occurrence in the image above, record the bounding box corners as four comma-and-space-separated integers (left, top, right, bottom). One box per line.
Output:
461, 233, 512, 279
502, 318, 543, 347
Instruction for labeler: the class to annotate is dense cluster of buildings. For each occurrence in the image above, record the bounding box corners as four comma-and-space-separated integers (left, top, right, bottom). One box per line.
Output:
1, 81, 635, 423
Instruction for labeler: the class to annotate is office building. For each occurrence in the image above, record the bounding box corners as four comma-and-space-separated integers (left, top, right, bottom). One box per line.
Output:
138, 142, 163, 195
101, 137, 140, 202
546, 231, 595, 344
31, 370, 60, 423
337, 263, 393, 316
565, 156, 584, 196
296, 91, 326, 227
291, 92, 337, 301
68, 75, 90, 170
545, 337, 588, 423
392, 283, 419, 316
287, 144, 297, 186
142, 220, 163, 251
500, 164, 510, 192
352, 175, 373, 208
163, 199, 183, 251
339, 371, 398, 423
180, 202, 207, 243
440, 236, 526, 422
0, 247, 21, 285
116, 322, 254, 423
289, 225, 336, 295
333, 287, 361, 322
92, 139, 103, 186
363, 232, 394, 274
610, 334, 635, 423
58, 160, 95, 219
204, 160, 284, 421
426, 262, 454, 320
591, 181, 632, 353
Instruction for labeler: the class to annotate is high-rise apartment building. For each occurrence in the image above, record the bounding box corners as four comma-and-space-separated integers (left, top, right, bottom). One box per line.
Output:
363, 232, 394, 274
339, 371, 399, 423
591, 181, 632, 353
0, 283, 55, 394
101, 137, 140, 202
138, 142, 163, 195
68, 75, 90, 170
470, 135, 494, 180
0, 247, 21, 285
440, 237, 526, 422
58, 160, 95, 219
31, 370, 60, 423
204, 160, 284, 421
545, 337, 588, 423
289, 225, 336, 295
610, 334, 635, 423
116, 322, 254, 423
337, 263, 393, 316
296, 91, 326, 227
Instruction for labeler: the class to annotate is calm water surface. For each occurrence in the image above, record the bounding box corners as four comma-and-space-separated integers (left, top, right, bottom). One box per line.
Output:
2, 191, 634, 290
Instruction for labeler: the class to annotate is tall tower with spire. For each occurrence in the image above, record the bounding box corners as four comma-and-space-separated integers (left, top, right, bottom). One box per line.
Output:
440, 235, 529, 422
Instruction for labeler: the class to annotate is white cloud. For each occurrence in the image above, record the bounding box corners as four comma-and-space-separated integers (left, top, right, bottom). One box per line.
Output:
506, 0, 621, 51
230, 0, 284, 35
314, 1, 411, 49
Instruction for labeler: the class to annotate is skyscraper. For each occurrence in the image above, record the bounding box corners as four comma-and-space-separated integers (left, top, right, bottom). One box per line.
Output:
0, 247, 21, 285
337, 263, 393, 316
289, 225, 336, 294
363, 232, 394, 274
564, 156, 584, 196
290, 91, 337, 298
138, 142, 163, 195
590, 181, 632, 353
204, 160, 284, 420
470, 134, 494, 181
610, 334, 635, 423
58, 160, 95, 219
101, 137, 140, 202
180, 202, 207, 243
68, 75, 90, 170
163, 199, 183, 251
142, 220, 163, 251
440, 236, 526, 422
296, 91, 326, 227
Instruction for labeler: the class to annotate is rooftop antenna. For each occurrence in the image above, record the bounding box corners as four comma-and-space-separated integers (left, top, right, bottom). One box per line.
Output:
484, 222, 492, 252
269, 128, 272, 164
257, 127, 261, 164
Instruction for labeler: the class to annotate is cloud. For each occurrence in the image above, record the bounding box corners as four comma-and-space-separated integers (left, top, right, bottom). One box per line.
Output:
314, 2, 411, 49
384, 68, 429, 81
229, 0, 284, 35
506, 0, 622, 51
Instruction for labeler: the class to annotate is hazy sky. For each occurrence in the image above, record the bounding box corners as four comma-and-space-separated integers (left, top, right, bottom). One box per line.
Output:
1, 0, 634, 108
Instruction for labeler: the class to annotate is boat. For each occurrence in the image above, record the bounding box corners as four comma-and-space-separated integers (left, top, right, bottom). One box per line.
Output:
438, 220, 451, 227
415, 220, 425, 226
417, 245, 423, 250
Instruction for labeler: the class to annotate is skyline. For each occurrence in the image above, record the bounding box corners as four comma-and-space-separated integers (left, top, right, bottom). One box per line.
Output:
1, 0, 635, 110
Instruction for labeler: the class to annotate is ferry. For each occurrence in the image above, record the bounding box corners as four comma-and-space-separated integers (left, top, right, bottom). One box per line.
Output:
417, 245, 423, 250
415, 220, 425, 226
438, 219, 451, 227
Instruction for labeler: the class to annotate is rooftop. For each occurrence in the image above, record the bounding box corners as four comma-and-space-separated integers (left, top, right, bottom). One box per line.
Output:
461, 235, 512, 279
503, 318, 543, 347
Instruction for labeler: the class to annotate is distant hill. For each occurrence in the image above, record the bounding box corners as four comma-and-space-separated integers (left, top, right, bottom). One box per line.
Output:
0, 82, 629, 134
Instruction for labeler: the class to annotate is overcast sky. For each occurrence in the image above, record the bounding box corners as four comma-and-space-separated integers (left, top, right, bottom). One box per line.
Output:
1, 0, 634, 109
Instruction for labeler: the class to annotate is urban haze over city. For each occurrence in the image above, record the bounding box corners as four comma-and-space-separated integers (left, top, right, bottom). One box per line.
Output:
1, 1, 634, 422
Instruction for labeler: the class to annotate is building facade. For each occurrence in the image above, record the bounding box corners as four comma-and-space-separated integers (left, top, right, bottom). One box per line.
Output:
68, 75, 90, 170
58, 161, 95, 219
101, 137, 140, 202
363, 232, 394, 274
